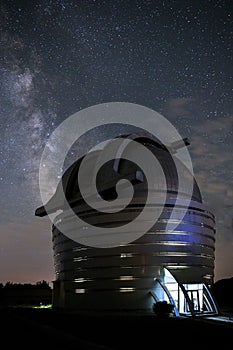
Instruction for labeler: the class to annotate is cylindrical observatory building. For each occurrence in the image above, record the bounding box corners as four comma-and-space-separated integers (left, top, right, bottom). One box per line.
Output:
35, 133, 218, 316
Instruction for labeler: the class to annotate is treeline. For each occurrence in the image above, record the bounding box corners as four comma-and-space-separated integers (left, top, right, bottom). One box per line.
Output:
0, 280, 51, 290
212, 277, 233, 313
0, 280, 52, 307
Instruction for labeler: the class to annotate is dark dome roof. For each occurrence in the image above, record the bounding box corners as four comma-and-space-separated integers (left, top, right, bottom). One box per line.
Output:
35, 133, 202, 217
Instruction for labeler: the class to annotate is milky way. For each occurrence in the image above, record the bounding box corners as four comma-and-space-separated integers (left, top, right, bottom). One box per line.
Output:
0, 0, 232, 283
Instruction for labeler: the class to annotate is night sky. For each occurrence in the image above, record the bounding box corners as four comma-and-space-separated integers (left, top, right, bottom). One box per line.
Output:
0, 0, 232, 285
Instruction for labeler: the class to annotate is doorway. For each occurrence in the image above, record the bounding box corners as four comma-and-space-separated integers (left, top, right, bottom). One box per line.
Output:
151, 268, 218, 316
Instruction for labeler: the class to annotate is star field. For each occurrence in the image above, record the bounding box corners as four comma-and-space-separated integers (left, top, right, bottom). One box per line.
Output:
0, 0, 232, 283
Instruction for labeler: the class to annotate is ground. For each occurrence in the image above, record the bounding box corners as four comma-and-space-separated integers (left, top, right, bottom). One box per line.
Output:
1, 307, 233, 349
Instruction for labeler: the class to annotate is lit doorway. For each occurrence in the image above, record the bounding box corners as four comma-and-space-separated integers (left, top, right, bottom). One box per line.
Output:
150, 268, 218, 316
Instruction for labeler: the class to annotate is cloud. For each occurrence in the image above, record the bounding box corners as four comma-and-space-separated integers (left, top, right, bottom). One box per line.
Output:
195, 116, 233, 134
178, 113, 233, 256
163, 97, 195, 119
